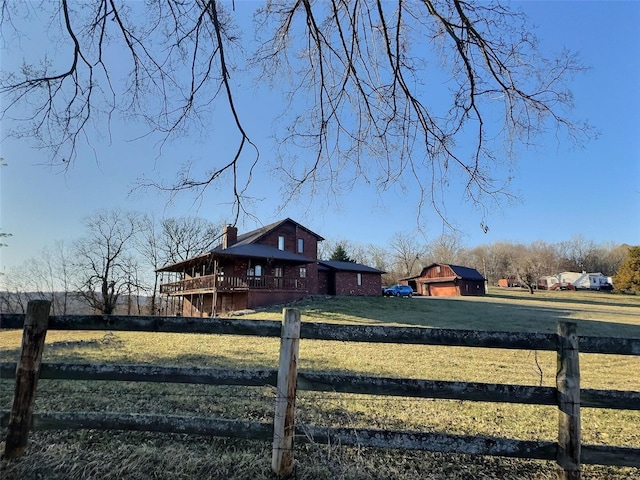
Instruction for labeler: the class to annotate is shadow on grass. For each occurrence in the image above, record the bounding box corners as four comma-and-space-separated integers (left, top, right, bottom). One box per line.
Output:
287, 295, 640, 339
489, 291, 640, 309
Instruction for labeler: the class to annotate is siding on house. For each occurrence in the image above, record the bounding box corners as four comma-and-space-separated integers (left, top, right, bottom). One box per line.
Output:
317, 261, 384, 296
157, 219, 385, 315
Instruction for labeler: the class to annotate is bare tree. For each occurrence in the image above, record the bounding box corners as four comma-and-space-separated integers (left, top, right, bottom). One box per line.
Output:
427, 233, 464, 265
137, 215, 224, 314
557, 235, 599, 272
159, 217, 224, 265
507, 242, 557, 294
1, 1, 590, 225
73, 209, 142, 314
389, 232, 426, 279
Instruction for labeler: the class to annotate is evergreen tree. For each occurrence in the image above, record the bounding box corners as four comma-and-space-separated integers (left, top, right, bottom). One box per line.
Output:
613, 246, 640, 294
330, 244, 354, 263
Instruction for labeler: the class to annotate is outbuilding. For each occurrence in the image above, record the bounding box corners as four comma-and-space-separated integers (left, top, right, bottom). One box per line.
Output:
403, 263, 486, 297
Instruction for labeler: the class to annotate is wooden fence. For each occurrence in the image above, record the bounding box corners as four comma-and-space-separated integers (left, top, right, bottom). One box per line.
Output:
1, 300, 639, 479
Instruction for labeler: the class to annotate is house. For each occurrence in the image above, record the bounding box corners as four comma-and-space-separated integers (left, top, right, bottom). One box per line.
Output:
157, 218, 384, 316
569, 272, 612, 290
401, 263, 486, 297
498, 277, 519, 288
538, 272, 613, 291
317, 260, 385, 296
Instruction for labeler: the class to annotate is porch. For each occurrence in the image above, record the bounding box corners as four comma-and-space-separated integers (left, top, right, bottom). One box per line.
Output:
160, 274, 307, 295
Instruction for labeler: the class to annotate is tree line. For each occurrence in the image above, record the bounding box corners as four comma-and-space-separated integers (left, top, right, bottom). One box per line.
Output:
1, 209, 637, 315
0, 210, 226, 315
321, 233, 635, 293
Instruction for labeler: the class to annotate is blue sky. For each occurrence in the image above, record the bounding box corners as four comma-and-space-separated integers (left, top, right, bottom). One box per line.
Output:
1, 1, 639, 272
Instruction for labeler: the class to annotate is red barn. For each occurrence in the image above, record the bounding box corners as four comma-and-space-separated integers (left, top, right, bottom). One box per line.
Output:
403, 263, 486, 297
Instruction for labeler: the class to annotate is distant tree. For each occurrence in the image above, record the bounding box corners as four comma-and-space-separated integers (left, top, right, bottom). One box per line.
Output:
159, 217, 224, 265
24, 242, 73, 315
613, 246, 640, 294
73, 209, 143, 315
427, 233, 463, 265
389, 232, 426, 279
509, 243, 553, 294
138, 215, 224, 314
329, 244, 354, 263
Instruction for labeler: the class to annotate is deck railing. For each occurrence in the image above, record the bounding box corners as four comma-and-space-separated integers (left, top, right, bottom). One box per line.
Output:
159, 274, 306, 294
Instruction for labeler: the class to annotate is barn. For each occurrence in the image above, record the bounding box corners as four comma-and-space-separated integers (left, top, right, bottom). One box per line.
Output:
403, 263, 486, 297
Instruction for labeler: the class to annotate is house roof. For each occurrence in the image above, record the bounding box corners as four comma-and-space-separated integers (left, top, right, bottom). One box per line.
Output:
221, 218, 324, 248
318, 260, 386, 274
213, 243, 314, 264
404, 263, 485, 281
156, 218, 322, 272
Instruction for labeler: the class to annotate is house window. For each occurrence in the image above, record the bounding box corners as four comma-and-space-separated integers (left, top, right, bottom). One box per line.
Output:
297, 238, 304, 253
274, 267, 283, 288
278, 236, 285, 251
249, 265, 262, 277
300, 267, 307, 278
436, 266, 441, 274
357, 273, 362, 286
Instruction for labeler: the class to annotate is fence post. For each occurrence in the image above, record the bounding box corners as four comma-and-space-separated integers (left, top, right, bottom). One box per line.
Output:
3, 299, 51, 459
556, 321, 581, 480
272, 308, 301, 477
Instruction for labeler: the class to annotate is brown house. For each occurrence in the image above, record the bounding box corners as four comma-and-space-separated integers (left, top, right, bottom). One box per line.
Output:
402, 263, 486, 297
157, 218, 383, 316
317, 260, 385, 296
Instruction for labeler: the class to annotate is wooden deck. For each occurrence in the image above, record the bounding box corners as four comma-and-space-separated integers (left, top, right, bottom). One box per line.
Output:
160, 274, 306, 295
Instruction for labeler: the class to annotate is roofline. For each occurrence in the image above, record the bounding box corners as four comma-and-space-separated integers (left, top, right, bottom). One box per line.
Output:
251, 218, 325, 243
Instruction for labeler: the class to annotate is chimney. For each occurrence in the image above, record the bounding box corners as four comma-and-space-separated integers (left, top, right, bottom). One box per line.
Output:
222, 225, 237, 249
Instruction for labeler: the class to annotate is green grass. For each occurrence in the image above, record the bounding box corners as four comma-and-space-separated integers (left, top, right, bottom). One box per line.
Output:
1, 288, 639, 479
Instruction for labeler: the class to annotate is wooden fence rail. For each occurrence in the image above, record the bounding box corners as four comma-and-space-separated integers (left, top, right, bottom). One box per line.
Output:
1, 303, 640, 479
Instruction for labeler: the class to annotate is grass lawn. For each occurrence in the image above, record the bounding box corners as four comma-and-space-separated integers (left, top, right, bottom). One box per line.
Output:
1, 287, 639, 479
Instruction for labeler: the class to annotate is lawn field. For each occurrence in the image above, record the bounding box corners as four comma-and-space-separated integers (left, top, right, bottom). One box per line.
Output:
1, 288, 639, 479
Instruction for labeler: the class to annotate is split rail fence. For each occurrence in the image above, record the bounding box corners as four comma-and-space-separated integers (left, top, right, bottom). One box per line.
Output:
1, 300, 640, 479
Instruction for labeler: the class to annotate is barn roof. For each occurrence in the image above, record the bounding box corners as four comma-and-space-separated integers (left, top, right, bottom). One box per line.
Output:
448, 264, 485, 280
403, 263, 485, 281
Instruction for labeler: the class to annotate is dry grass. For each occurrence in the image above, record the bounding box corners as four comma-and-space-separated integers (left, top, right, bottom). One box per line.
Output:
1, 288, 639, 479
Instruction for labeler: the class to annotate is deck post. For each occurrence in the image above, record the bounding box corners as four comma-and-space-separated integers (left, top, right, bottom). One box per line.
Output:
272, 308, 301, 477
556, 321, 581, 480
3, 300, 51, 459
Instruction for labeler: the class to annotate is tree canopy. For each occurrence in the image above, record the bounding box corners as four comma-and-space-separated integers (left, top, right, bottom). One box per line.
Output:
1, 0, 590, 225
329, 244, 354, 263
613, 246, 640, 294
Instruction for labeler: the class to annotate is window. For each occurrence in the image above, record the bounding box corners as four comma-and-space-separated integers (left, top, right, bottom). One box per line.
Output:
274, 267, 283, 288
278, 236, 285, 250
357, 273, 362, 286
299, 267, 307, 278
249, 265, 263, 277
297, 238, 304, 253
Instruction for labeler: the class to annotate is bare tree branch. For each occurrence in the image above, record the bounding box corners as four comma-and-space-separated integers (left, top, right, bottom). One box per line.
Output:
1, 0, 592, 228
